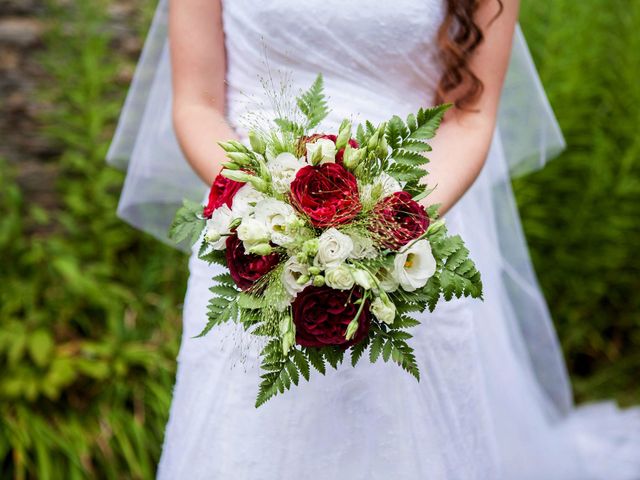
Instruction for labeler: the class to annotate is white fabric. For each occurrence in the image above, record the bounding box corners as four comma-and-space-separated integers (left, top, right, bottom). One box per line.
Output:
106, 1, 564, 248
105, 0, 640, 478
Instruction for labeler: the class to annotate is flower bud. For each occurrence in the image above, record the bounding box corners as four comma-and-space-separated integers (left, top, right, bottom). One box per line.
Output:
257, 157, 272, 182
308, 266, 321, 276
345, 318, 359, 341
248, 243, 273, 256
426, 219, 445, 235
312, 275, 325, 287
376, 136, 389, 158
335, 119, 352, 151
367, 131, 379, 151
228, 140, 248, 152
204, 230, 221, 243
221, 169, 252, 184
248, 176, 269, 193
296, 274, 311, 285
310, 145, 323, 166
342, 145, 358, 170
218, 140, 237, 152
302, 238, 319, 257
226, 151, 252, 165
228, 217, 242, 230
222, 161, 240, 170
248, 130, 266, 155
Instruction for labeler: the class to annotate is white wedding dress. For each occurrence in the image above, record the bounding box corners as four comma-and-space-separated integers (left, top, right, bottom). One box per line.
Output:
107, 1, 640, 479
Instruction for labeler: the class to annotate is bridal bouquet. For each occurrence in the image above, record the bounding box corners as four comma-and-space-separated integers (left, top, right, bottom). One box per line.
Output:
170, 75, 482, 407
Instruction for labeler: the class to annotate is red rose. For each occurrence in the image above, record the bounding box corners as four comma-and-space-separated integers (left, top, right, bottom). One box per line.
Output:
302, 134, 359, 164
292, 286, 370, 348
290, 163, 362, 228
373, 191, 429, 250
203, 173, 244, 218
225, 233, 280, 290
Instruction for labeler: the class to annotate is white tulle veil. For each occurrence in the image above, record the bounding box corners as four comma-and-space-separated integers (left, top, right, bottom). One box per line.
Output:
107, 0, 572, 419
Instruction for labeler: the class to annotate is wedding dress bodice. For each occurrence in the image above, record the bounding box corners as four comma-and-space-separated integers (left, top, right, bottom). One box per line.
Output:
222, 0, 446, 135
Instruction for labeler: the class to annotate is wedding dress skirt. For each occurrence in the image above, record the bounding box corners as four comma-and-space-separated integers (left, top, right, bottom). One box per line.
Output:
107, 1, 640, 478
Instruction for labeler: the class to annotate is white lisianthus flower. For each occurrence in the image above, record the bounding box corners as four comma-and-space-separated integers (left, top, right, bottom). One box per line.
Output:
268, 152, 306, 194
204, 205, 233, 250
237, 217, 270, 248
325, 265, 355, 290
282, 257, 311, 298
351, 268, 375, 290
254, 198, 297, 246
393, 239, 437, 292
370, 296, 396, 324
315, 228, 354, 268
348, 233, 377, 260
306, 138, 337, 165
376, 266, 400, 293
359, 173, 403, 205
378, 172, 402, 197
231, 184, 266, 219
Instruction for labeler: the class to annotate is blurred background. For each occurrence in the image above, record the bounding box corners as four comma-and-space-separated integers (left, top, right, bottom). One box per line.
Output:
0, 0, 638, 477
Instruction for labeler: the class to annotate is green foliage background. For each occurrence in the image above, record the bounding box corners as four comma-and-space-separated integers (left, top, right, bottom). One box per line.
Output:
0, 0, 638, 477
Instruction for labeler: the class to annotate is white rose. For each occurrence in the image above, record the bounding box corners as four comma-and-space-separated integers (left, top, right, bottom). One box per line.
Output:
349, 233, 377, 260
370, 296, 396, 324
282, 257, 311, 298
306, 138, 337, 165
393, 239, 437, 292
376, 266, 399, 292
231, 184, 266, 219
315, 228, 353, 268
254, 198, 297, 246
237, 217, 270, 247
325, 265, 355, 290
268, 152, 306, 194
204, 205, 233, 250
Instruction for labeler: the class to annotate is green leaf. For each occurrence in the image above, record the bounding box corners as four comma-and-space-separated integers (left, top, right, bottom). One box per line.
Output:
292, 350, 310, 381
284, 360, 298, 386
237, 292, 264, 309
306, 348, 326, 375
168, 199, 206, 246
408, 104, 451, 141
210, 284, 239, 298
369, 335, 384, 363
382, 338, 393, 362
321, 346, 344, 370
297, 74, 329, 129
350, 336, 370, 367
199, 248, 227, 266
274, 117, 305, 136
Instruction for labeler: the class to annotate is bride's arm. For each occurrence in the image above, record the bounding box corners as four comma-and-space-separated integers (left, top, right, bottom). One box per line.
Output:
424, 0, 519, 215
169, 0, 236, 186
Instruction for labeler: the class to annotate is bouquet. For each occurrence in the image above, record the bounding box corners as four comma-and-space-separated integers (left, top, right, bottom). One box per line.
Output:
170, 75, 482, 407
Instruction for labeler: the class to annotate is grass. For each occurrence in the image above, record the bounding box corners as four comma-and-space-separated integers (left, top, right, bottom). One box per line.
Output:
0, 0, 638, 477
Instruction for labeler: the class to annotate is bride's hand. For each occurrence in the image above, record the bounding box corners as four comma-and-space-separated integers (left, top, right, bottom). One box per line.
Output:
169, 0, 237, 186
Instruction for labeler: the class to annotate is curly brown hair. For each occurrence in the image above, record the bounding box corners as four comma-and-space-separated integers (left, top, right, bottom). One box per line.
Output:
436, 0, 504, 109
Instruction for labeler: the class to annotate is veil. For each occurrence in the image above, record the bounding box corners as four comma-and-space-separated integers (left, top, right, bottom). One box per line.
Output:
106, 0, 572, 417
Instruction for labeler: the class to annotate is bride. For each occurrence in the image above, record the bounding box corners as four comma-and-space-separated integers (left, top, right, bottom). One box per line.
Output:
107, 0, 640, 478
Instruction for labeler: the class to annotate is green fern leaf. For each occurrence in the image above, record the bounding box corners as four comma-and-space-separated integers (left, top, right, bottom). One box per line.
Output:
297, 74, 329, 129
